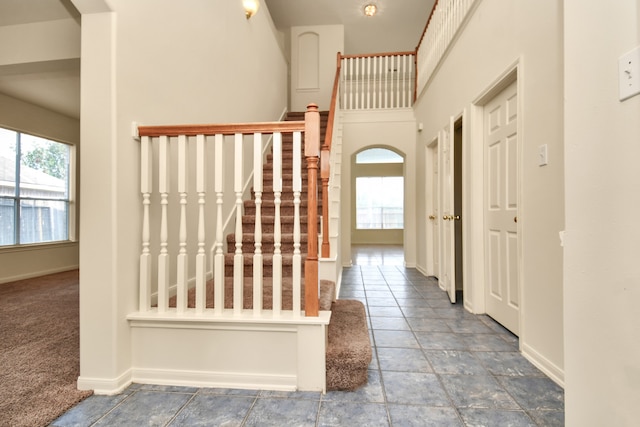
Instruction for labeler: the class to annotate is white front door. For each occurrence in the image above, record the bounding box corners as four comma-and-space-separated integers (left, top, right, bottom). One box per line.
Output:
484, 80, 519, 335
441, 122, 456, 303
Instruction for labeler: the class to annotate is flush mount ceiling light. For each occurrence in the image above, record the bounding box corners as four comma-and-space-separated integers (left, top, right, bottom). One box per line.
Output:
364, 4, 377, 17
243, 0, 260, 19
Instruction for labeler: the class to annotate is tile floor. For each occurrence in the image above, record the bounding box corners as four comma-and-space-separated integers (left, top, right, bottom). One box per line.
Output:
51, 248, 564, 426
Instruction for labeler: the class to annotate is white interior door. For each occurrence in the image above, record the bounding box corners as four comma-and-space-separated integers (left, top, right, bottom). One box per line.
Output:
484, 80, 519, 335
441, 122, 456, 303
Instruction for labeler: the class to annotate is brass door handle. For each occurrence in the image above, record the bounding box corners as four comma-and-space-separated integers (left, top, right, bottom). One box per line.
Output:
514, 216, 518, 223
453, 215, 461, 221
429, 215, 435, 220
443, 215, 450, 221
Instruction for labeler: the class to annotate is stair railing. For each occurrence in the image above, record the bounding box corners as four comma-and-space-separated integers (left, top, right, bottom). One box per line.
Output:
340, 51, 416, 110
415, 0, 478, 99
320, 53, 342, 258
136, 104, 321, 318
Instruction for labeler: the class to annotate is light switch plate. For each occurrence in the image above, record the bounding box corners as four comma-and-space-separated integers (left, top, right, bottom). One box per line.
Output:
619, 46, 640, 101
538, 144, 548, 166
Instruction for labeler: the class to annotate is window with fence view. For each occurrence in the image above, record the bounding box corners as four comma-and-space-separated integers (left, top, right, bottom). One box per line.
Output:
0, 128, 72, 246
355, 148, 404, 230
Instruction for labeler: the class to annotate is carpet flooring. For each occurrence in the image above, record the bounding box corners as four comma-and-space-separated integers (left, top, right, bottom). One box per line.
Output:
0, 270, 91, 427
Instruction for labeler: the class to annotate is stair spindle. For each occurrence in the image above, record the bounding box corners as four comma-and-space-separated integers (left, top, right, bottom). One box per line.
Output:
292, 131, 302, 316
272, 132, 283, 316
195, 134, 206, 314
176, 135, 188, 313
157, 135, 170, 313
233, 133, 244, 315
304, 104, 320, 317
213, 134, 225, 315
253, 132, 264, 316
139, 136, 152, 312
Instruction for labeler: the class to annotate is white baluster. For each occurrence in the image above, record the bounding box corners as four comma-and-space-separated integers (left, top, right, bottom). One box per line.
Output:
272, 132, 282, 316
292, 131, 302, 317
402, 55, 407, 108
385, 56, 389, 108
342, 58, 348, 108
176, 134, 188, 313
253, 132, 263, 316
349, 57, 353, 109
139, 136, 152, 312
366, 56, 371, 109
213, 134, 225, 315
157, 135, 169, 313
355, 57, 360, 109
373, 56, 378, 108
233, 133, 244, 315
396, 55, 401, 108
195, 134, 206, 314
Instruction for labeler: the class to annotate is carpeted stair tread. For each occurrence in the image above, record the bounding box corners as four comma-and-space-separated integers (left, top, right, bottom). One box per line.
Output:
326, 299, 372, 391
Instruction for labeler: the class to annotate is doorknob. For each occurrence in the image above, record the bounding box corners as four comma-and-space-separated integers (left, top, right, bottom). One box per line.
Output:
453, 215, 461, 221
429, 215, 435, 220
443, 215, 450, 221
514, 216, 518, 223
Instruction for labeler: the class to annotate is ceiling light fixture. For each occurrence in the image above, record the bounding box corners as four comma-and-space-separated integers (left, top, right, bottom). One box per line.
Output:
364, 4, 377, 17
243, 0, 260, 19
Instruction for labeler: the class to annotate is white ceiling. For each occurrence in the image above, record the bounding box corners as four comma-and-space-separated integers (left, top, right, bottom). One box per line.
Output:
265, 0, 434, 54
0, 0, 434, 120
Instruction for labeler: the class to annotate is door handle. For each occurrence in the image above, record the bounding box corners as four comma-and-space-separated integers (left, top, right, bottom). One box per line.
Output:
429, 215, 436, 220
453, 215, 461, 221
443, 215, 449, 221
514, 216, 518, 223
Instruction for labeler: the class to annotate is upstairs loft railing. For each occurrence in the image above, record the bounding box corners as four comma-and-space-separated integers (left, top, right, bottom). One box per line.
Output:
136, 105, 321, 318
340, 52, 416, 110
415, 0, 478, 98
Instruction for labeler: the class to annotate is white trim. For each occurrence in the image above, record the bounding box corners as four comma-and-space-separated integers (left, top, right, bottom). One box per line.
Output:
0, 264, 79, 285
77, 369, 133, 395
521, 342, 565, 388
131, 368, 297, 392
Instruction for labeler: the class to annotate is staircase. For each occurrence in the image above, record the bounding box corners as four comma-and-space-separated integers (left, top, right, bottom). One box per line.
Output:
168, 110, 371, 391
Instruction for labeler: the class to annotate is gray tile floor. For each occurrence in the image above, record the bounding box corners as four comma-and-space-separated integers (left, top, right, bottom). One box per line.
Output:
52, 262, 564, 426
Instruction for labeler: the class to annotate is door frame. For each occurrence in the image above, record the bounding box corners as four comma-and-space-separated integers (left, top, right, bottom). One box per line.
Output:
468, 60, 523, 334
425, 136, 440, 278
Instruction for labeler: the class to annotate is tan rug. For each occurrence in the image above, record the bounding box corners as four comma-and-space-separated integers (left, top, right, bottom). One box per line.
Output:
0, 270, 92, 427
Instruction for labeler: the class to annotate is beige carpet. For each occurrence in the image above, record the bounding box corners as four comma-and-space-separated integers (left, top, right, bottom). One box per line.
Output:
0, 270, 91, 427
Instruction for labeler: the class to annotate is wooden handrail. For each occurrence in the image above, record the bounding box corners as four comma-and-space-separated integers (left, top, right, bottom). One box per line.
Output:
341, 51, 416, 60
415, 0, 440, 53
138, 121, 305, 137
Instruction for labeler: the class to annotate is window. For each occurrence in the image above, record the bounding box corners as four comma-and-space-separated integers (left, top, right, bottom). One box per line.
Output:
354, 148, 404, 230
0, 128, 73, 246
356, 176, 404, 229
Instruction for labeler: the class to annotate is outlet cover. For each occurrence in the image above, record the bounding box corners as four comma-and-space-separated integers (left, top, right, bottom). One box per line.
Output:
619, 46, 640, 101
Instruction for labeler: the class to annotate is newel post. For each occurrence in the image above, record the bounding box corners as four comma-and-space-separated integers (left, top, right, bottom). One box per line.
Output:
304, 104, 320, 316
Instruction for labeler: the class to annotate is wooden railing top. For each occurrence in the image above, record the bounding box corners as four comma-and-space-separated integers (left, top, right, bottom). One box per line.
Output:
138, 121, 305, 138
341, 51, 416, 60
416, 0, 440, 51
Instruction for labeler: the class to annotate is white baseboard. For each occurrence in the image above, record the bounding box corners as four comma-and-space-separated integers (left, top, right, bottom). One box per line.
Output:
77, 369, 133, 395
521, 342, 565, 388
0, 265, 79, 285
132, 368, 297, 392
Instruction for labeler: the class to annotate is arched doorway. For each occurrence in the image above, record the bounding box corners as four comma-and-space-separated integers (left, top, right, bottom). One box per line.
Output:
351, 147, 405, 264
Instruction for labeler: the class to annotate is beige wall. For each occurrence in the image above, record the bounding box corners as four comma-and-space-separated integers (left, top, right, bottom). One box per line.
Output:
0, 93, 80, 284
564, 0, 640, 424
76, 0, 288, 391
413, 0, 565, 382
